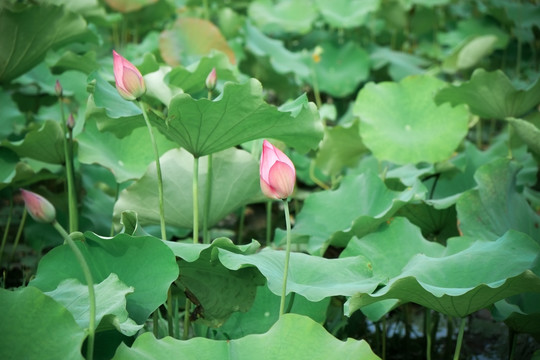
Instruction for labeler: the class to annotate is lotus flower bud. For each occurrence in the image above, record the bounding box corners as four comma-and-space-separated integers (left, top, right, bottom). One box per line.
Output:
112, 50, 146, 101
55, 80, 63, 97
259, 140, 296, 200
205, 67, 217, 91
67, 113, 75, 130
20, 189, 56, 223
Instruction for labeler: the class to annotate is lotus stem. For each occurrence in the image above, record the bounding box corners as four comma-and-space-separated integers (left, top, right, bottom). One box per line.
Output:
279, 199, 292, 317
453, 317, 467, 360
138, 101, 167, 241
52, 221, 95, 360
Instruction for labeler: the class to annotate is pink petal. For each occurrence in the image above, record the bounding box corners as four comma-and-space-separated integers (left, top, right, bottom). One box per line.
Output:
267, 161, 295, 199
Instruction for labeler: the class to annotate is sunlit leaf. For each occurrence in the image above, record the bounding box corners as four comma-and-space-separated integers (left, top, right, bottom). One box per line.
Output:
29, 233, 179, 324
248, 0, 317, 35
314, 0, 381, 28
154, 79, 322, 157
114, 147, 261, 229
346, 218, 540, 318
456, 158, 540, 241
435, 69, 540, 119
112, 314, 380, 359
0, 287, 85, 360
77, 119, 177, 183
291, 170, 418, 255
354, 75, 469, 164
44, 274, 142, 336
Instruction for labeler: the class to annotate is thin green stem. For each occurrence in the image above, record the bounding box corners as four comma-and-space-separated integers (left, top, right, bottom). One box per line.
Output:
237, 205, 246, 244
382, 315, 387, 360
509, 329, 517, 360
202, 0, 209, 20
10, 207, 27, 261
59, 99, 78, 233
138, 101, 167, 241
453, 317, 467, 360
426, 308, 432, 360
0, 197, 13, 265
266, 201, 272, 247
52, 221, 95, 360
184, 156, 200, 339
167, 288, 173, 337
192, 156, 200, 244
153, 311, 159, 337
279, 200, 292, 317
203, 154, 212, 244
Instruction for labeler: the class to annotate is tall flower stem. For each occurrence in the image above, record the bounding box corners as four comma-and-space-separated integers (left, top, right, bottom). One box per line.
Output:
266, 200, 272, 247
453, 317, 467, 360
52, 221, 95, 360
58, 97, 78, 233
137, 101, 167, 241
10, 207, 27, 261
184, 156, 200, 339
138, 101, 172, 336
202, 90, 213, 245
202, 154, 212, 244
279, 199, 292, 317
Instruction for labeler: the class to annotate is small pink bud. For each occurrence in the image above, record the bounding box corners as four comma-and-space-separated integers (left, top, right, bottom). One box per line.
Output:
112, 50, 146, 101
20, 189, 56, 223
55, 80, 63, 97
259, 140, 296, 200
205, 67, 217, 91
67, 113, 75, 130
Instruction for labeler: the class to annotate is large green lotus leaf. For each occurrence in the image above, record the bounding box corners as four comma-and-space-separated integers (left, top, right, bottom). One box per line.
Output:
164, 237, 261, 261
506, 117, 540, 157
248, 0, 317, 35
2, 120, 64, 164
114, 147, 261, 229
456, 158, 540, 241
0, 286, 85, 360
438, 18, 509, 51
354, 75, 469, 164
77, 118, 177, 183
303, 41, 370, 98
370, 47, 430, 81
244, 21, 311, 79
348, 230, 540, 318
0, 4, 88, 83
85, 71, 144, 137
442, 35, 498, 72
217, 248, 379, 302
216, 285, 330, 339
112, 313, 380, 360
29, 233, 179, 324
493, 294, 540, 337
341, 218, 445, 279
154, 79, 322, 157
51, 50, 100, 75
178, 245, 266, 328
166, 52, 239, 94
0, 148, 20, 190
314, 0, 380, 28
44, 273, 142, 336
291, 170, 418, 255
435, 69, 540, 120
396, 202, 460, 242
159, 17, 235, 66
314, 121, 367, 176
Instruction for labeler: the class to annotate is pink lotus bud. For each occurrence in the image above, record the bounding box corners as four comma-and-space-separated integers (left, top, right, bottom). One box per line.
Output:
20, 189, 56, 223
259, 140, 296, 200
55, 80, 63, 97
112, 50, 146, 101
205, 67, 217, 91
67, 113, 75, 130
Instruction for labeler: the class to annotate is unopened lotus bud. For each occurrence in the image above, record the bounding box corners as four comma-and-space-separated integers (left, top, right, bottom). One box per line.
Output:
67, 113, 75, 130
205, 67, 217, 91
55, 80, 63, 97
112, 50, 146, 101
20, 189, 56, 223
